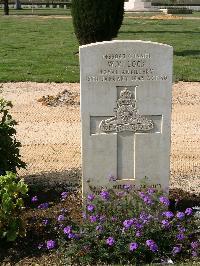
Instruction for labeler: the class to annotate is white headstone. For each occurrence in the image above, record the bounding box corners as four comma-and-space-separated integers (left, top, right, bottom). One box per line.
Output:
124, 0, 157, 12
80, 40, 173, 194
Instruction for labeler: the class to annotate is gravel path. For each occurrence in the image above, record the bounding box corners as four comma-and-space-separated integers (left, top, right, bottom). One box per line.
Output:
1, 81, 200, 194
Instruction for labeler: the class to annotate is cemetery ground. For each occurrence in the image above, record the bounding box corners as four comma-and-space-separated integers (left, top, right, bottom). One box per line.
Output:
0, 81, 200, 265
0, 12, 200, 266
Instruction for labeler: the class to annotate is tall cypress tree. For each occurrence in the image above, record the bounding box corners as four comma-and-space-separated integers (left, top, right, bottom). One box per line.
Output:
4, 0, 9, 15
71, 0, 124, 45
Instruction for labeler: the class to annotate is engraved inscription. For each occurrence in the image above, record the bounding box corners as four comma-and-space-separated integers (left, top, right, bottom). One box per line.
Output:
89, 183, 162, 194
86, 51, 169, 83
99, 88, 154, 133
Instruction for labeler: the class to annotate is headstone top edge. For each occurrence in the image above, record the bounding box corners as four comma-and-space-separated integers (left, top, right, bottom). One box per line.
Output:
79, 40, 173, 50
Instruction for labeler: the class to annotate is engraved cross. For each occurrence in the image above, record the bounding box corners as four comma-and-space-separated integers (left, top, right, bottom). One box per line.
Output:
90, 86, 162, 180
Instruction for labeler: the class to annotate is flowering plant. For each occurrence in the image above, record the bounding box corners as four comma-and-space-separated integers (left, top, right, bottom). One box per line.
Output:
60, 185, 198, 265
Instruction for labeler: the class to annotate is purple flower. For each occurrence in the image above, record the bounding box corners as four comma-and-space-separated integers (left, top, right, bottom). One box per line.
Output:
58, 215, 65, 222
150, 243, 158, 252
64, 226, 72, 235
61, 191, 67, 200
139, 191, 146, 199
116, 191, 125, 197
146, 240, 155, 246
135, 222, 143, 230
176, 233, 185, 241
147, 188, 155, 195
87, 194, 95, 201
161, 219, 170, 228
42, 219, 49, 226
162, 211, 174, 219
68, 233, 76, 239
82, 212, 87, 219
159, 196, 170, 206
192, 251, 198, 257
108, 174, 117, 182
191, 241, 199, 249
96, 225, 103, 232
46, 240, 56, 250
177, 225, 186, 232
111, 216, 117, 222
124, 184, 132, 190
139, 192, 152, 205
143, 195, 153, 205
123, 219, 134, 229
146, 240, 158, 252
106, 237, 115, 246
31, 196, 38, 203
176, 212, 185, 220
172, 245, 182, 255
100, 191, 109, 200
87, 204, 95, 212
136, 231, 141, 237
140, 212, 151, 224
129, 242, 138, 251
38, 202, 49, 209
89, 215, 97, 223
185, 208, 192, 216
99, 215, 106, 222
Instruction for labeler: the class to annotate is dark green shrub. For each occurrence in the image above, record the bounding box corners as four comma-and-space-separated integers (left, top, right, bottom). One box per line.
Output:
71, 0, 124, 45
0, 171, 28, 241
0, 98, 26, 174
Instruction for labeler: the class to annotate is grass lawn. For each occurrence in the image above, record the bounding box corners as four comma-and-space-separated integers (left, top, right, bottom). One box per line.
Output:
0, 7, 71, 16
0, 15, 199, 82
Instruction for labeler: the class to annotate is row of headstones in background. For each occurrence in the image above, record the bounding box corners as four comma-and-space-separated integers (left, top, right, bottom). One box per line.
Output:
159, 5, 200, 11
124, 0, 200, 11
0, 4, 70, 9
1, 3, 199, 11
80, 40, 173, 195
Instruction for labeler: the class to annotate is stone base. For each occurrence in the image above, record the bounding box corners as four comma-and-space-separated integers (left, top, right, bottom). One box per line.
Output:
125, 8, 159, 12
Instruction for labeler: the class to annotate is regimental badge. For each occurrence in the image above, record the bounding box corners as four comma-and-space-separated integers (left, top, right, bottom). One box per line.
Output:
99, 88, 154, 133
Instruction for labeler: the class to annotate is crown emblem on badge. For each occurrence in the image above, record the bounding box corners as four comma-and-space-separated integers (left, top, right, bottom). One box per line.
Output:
120, 88, 132, 100
117, 88, 135, 107
99, 87, 154, 133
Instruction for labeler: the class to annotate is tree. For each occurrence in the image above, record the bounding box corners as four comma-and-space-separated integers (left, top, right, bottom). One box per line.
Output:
3, 0, 9, 15
71, 0, 124, 45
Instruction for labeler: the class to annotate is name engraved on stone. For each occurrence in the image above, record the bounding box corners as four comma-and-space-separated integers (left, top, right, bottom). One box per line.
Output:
99, 88, 154, 133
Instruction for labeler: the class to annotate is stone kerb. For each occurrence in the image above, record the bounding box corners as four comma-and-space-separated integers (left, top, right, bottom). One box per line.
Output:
80, 40, 173, 195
